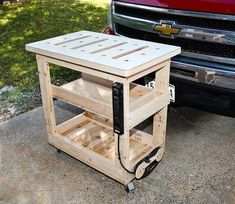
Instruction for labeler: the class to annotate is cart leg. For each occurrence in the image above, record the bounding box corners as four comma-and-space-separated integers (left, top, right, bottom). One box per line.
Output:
36, 55, 57, 137
152, 107, 168, 147
115, 81, 130, 172
152, 60, 170, 149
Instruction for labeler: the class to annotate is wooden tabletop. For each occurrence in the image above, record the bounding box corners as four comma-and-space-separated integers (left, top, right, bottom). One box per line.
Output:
26, 31, 181, 77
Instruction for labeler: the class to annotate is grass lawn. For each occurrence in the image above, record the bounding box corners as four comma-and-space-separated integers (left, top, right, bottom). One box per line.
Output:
0, 0, 108, 120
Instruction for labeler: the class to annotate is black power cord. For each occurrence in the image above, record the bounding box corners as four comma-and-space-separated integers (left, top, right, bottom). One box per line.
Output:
117, 134, 135, 174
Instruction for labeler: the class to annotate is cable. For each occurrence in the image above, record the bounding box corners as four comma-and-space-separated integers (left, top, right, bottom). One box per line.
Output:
117, 134, 135, 174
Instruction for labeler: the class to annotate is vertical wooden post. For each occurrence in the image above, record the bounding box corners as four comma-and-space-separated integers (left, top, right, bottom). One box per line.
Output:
114, 80, 130, 175
36, 55, 56, 137
152, 60, 171, 148
122, 81, 130, 169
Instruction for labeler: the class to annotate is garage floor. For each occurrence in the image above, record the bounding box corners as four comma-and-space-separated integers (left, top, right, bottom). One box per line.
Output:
0, 101, 234, 204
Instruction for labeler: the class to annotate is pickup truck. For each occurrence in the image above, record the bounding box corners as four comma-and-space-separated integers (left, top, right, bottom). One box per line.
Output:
104, 0, 235, 117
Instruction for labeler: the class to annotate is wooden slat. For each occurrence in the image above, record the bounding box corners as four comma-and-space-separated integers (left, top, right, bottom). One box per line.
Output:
130, 90, 162, 112
52, 85, 113, 120
106, 136, 139, 160
82, 74, 113, 88
129, 143, 148, 162
129, 83, 151, 103
127, 60, 169, 83
131, 129, 153, 146
62, 120, 91, 137
101, 134, 140, 161
95, 138, 115, 159
73, 126, 110, 147
129, 92, 170, 129
38, 55, 127, 83
56, 112, 87, 134
99, 136, 138, 160
85, 112, 113, 129
87, 132, 113, 150
66, 122, 96, 139
61, 78, 112, 105
104, 145, 116, 160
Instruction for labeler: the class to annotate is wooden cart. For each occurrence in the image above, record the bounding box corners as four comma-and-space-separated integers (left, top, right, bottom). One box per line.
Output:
26, 31, 180, 191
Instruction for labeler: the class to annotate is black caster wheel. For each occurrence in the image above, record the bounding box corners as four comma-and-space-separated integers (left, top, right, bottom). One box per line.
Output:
56, 148, 61, 153
124, 182, 135, 193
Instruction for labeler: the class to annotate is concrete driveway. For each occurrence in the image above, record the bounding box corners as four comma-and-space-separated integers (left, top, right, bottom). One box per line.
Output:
0, 101, 234, 203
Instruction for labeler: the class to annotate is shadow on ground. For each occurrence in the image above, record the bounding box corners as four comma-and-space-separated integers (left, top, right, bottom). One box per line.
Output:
0, 102, 234, 203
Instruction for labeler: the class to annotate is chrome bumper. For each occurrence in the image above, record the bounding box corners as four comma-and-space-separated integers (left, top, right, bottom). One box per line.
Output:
171, 59, 235, 90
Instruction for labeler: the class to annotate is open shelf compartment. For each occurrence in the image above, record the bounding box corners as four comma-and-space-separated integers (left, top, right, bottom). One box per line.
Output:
51, 78, 169, 128
55, 112, 153, 166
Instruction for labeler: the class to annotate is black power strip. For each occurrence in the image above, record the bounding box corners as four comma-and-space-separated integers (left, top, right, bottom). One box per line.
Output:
112, 82, 124, 135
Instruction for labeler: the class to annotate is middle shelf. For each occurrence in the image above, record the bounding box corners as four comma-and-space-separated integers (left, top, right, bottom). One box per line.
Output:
51, 78, 169, 129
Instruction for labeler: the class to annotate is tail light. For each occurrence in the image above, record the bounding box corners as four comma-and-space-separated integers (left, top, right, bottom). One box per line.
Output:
102, 26, 115, 35
102, 0, 115, 35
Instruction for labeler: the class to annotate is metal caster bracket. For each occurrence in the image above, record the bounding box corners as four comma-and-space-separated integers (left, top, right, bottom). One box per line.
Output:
125, 182, 135, 193
56, 148, 61, 153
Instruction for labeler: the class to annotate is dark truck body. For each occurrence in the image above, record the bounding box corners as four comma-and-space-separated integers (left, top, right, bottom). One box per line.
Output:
107, 0, 235, 117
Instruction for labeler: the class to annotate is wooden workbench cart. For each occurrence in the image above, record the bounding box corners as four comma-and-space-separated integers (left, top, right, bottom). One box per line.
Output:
26, 31, 180, 191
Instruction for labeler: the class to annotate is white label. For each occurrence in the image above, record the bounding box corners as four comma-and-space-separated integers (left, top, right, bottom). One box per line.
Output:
169, 84, 175, 103
145, 80, 155, 89
145, 77, 175, 103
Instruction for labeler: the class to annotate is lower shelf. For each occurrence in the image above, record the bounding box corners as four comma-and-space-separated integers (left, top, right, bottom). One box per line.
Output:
55, 112, 153, 165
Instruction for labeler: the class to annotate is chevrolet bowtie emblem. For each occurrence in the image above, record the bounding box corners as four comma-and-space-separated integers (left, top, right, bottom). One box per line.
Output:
153, 23, 180, 37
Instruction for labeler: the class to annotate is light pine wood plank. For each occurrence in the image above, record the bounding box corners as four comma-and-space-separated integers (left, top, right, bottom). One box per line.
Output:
152, 61, 171, 147
36, 55, 56, 136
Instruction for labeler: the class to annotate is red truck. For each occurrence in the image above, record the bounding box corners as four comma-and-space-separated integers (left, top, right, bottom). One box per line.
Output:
104, 0, 235, 117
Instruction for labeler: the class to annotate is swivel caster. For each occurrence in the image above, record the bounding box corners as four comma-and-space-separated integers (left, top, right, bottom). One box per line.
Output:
56, 148, 61, 153
124, 182, 135, 193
